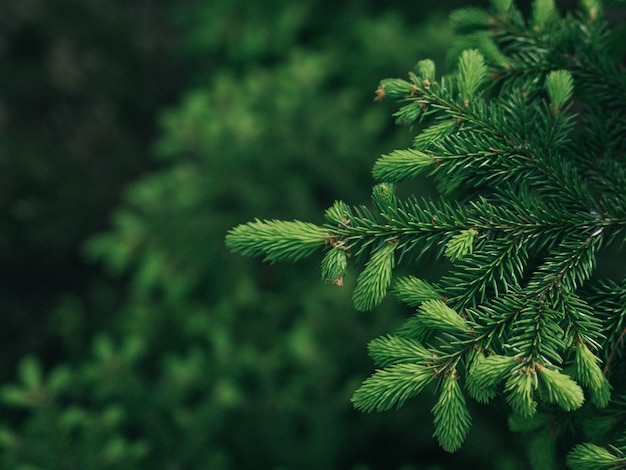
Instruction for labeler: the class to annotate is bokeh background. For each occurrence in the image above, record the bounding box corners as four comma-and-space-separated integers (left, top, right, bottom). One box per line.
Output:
0, 0, 546, 468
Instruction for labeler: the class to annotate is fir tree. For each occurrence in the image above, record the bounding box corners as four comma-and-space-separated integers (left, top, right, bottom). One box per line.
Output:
226, 0, 626, 467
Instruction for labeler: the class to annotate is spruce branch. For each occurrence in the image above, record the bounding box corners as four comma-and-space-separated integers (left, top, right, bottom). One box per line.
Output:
466, 353, 518, 403
416, 299, 469, 333
571, 342, 611, 407
372, 148, 435, 182
585, 277, 626, 375
226, 0, 626, 464
545, 69, 574, 112
321, 246, 348, 286
225, 219, 328, 262
536, 364, 585, 412
391, 276, 442, 307
444, 228, 478, 262
351, 362, 434, 413
352, 239, 397, 311
432, 370, 472, 452
457, 49, 487, 102
566, 443, 626, 470
367, 335, 430, 368
531, 0, 558, 28
505, 365, 539, 418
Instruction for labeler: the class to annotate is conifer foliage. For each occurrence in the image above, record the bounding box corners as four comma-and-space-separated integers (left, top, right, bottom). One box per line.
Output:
227, 0, 626, 467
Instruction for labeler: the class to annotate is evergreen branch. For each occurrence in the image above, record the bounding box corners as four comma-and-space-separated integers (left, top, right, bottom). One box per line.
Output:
468, 290, 526, 352
320, 246, 347, 286
510, 298, 566, 365
449, 7, 490, 35
444, 228, 478, 262
526, 231, 602, 296
416, 299, 469, 333
457, 49, 487, 101
375, 67, 597, 207
536, 364, 584, 411
531, 0, 557, 28
504, 364, 539, 418
432, 371, 472, 452
325, 194, 626, 311
442, 238, 528, 308
558, 292, 604, 352
352, 240, 397, 311
372, 149, 434, 182
566, 443, 626, 470
606, 326, 626, 378
584, 278, 626, 374
545, 69, 574, 110
351, 363, 435, 413
367, 335, 430, 368
412, 118, 458, 151
591, 158, 626, 212
226, 1, 626, 463
572, 342, 611, 408
466, 352, 518, 403
470, 2, 626, 112
225, 219, 329, 262
391, 276, 442, 307
519, 236, 606, 365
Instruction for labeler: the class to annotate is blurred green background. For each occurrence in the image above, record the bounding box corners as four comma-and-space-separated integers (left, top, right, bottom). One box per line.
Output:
0, 0, 535, 468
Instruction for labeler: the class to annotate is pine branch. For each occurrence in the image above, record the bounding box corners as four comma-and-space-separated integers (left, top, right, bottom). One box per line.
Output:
351, 363, 434, 413
226, 0, 626, 464
367, 335, 430, 368
567, 443, 626, 470
225, 219, 329, 262
584, 278, 626, 376
432, 371, 472, 452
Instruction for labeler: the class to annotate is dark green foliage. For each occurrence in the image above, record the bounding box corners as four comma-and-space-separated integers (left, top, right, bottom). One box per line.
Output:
227, 0, 626, 467
0, 0, 182, 379
5, 1, 505, 469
